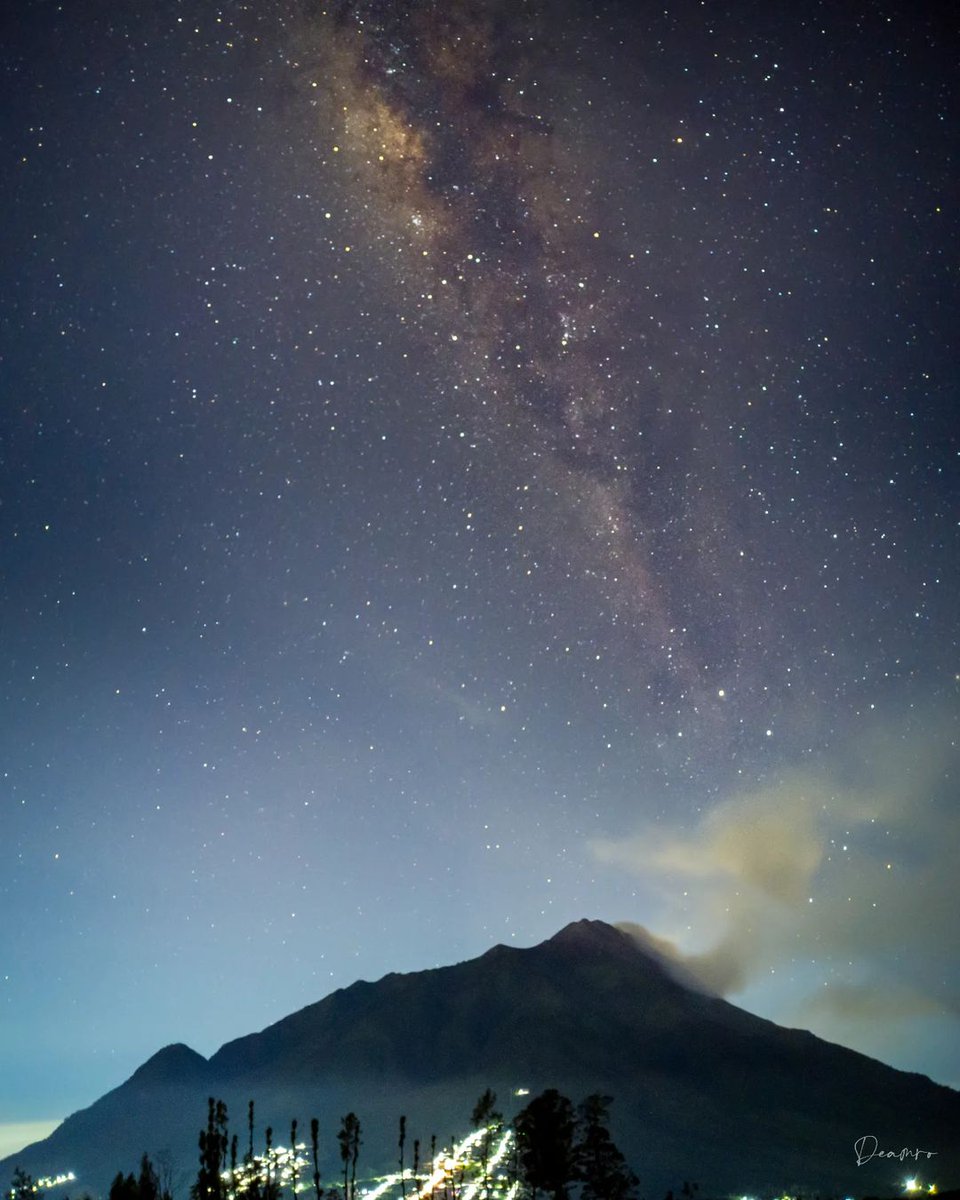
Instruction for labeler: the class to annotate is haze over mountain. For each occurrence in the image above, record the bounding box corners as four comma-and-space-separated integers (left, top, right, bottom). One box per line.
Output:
5, 922, 957, 1198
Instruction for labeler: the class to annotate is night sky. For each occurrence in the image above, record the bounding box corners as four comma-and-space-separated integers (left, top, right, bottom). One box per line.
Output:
2, 0, 958, 1153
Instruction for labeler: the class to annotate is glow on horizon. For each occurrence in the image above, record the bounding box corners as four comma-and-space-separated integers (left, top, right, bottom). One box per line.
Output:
0, 1125, 62, 1166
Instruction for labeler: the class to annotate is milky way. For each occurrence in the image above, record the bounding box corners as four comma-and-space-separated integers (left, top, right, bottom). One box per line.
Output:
283, 0, 956, 764
294, 2, 764, 733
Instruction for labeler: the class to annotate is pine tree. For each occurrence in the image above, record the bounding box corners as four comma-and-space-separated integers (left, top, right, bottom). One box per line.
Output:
228, 1138, 240, 1200
310, 1118, 323, 1200
471, 1089, 502, 1200
240, 1103, 263, 1200
290, 1121, 300, 1199
514, 1089, 576, 1200
217, 1102, 229, 1192
574, 1096, 638, 1200
193, 1098, 229, 1200
108, 1173, 138, 1200
398, 1116, 407, 1200
336, 1114, 360, 1200
108, 1155, 168, 1200
262, 1128, 279, 1200
138, 1155, 162, 1200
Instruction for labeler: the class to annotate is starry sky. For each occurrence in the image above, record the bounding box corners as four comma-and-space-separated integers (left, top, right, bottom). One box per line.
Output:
2, 0, 958, 1153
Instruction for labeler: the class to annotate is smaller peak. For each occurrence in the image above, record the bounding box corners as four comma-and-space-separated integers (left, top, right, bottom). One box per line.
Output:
479, 941, 513, 959
130, 1043, 209, 1084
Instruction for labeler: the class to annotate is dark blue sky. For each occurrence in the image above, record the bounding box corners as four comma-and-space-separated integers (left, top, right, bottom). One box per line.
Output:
2, 0, 957, 1153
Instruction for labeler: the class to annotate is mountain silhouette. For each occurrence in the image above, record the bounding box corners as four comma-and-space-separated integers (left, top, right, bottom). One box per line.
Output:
5, 920, 958, 1197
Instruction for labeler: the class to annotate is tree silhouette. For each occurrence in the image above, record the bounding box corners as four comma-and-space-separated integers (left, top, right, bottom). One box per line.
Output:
448, 1133, 458, 1200
109, 1155, 171, 1200
310, 1118, 323, 1200
290, 1121, 300, 1200
337, 1114, 361, 1200
142, 1153, 171, 1200
239, 1104, 262, 1200
514, 1090, 576, 1200
109, 1173, 139, 1200
398, 1116, 407, 1200
193, 1099, 229, 1200
10, 1170, 42, 1200
470, 1089, 502, 1200
262, 1128, 279, 1200
574, 1095, 637, 1200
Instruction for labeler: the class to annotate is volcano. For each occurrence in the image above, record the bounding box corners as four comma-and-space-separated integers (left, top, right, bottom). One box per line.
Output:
5, 921, 957, 1198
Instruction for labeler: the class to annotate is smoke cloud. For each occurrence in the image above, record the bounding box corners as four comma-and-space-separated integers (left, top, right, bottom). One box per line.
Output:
593, 717, 960, 1084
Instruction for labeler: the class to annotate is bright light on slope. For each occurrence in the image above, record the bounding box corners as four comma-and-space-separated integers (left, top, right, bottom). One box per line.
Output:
355, 1124, 514, 1200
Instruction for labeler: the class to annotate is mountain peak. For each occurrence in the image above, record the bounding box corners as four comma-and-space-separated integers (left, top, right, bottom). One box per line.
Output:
129, 1042, 209, 1085
546, 918, 637, 953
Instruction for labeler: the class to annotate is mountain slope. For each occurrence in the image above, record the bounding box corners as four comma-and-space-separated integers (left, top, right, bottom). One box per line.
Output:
5, 921, 958, 1197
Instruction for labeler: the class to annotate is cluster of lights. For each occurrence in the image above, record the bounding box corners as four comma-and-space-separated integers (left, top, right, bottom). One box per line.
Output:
15, 1110, 523, 1200
7, 1173, 77, 1197
357, 1124, 518, 1200
222, 1144, 312, 1195
212, 1121, 517, 1200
